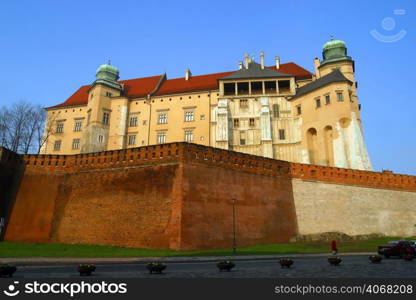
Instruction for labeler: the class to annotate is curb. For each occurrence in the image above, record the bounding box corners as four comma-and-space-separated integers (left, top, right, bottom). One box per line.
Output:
1, 252, 376, 266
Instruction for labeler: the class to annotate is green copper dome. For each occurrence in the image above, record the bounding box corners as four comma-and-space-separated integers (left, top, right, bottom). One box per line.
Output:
94, 62, 122, 91
96, 63, 119, 81
321, 37, 351, 66
323, 39, 346, 50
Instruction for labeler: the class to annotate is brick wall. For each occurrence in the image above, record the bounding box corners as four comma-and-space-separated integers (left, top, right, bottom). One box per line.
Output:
291, 163, 416, 192
3, 143, 416, 250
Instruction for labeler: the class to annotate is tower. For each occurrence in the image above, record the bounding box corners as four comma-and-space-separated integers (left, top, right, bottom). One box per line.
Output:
80, 63, 123, 153
294, 38, 372, 170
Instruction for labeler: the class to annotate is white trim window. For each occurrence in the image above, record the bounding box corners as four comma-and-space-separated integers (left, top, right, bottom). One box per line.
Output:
184, 111, 194, 122
184, 130, 193, 142
56, 122, 64, 133
128, 135, 136, 146
336, 91, 344, 101
72, 138, 80, 149
74, 120, 82, 132
157, 132, 166, 144
54, 140, 62, 151
129, 116, 138, 127
102, 112, 110, 125
158, 112, 168, 124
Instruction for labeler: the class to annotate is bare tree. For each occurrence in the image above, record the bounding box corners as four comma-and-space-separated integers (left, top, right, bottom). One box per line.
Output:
36, 110, 57, 154
0, 101, 50, 154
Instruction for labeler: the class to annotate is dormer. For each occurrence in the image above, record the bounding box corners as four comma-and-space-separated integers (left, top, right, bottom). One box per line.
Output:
219, 53, 295, 97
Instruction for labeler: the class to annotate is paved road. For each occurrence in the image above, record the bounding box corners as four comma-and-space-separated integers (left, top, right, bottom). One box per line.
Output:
9, 255, 416, 278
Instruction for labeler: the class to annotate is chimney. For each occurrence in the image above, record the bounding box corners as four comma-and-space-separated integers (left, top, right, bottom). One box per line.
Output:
260, 52, 265, 69
314, 57, 321, 78
244, 53, 249, 69
275, 56, 280, 69
239, 61, 243, 70
185, 68, 192, 81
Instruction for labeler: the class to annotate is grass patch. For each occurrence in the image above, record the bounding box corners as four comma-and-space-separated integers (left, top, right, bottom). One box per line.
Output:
0, 237, 407, 258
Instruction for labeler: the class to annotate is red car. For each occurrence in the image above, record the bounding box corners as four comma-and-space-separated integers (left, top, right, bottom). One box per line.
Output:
378, 241, 416, 258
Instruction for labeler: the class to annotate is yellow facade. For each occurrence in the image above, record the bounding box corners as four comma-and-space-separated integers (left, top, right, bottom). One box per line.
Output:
43, 39, 372, 171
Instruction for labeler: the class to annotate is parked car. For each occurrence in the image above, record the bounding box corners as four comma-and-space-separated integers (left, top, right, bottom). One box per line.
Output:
378, 241, 416, 258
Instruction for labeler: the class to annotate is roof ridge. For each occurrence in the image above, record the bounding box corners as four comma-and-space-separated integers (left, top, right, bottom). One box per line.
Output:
290, 69, 352, 100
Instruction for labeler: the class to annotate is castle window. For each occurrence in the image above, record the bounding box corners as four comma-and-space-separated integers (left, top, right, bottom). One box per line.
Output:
184, 130, 193, 142
72, 138, 80, 149
128, 135, 136, 146
224, 83, 235, 95
279, 129, 286, 140
249, 118, 255, 127
105, 92, 112, 97
278, 80, 291, 94
325, 94, 331, 105
184, 111, 194, 122
129, 116, 138, 127
53, 140, 62, 151
102, 112, 110, 125
158, 112, 168, 124
239, 99, 248, 108
240, 131, 246, 145
56, 122, 64, 133
200, 115, 205, 120
265, 81, 277, 94
237, 82, 249, 95
337, 91, 344, 101
315, 98, 321, 108
233, 118, 239, 127
98, 135, 104, 143
272, 104, 280, 118
296, 105, 302, 115
251, 81, 263, 95
157, 132, 166, 144
74, 120, 82, 132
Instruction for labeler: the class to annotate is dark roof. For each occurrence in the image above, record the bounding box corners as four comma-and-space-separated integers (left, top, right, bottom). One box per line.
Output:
220, 61, 292, 80
291, 69, 352, 99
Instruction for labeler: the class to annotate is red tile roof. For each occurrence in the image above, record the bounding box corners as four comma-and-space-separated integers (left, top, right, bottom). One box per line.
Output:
49, 62, 312, 109
154, 71, 233, 96
50, 75, 163, 109
119, 75, 163, 99
270, 62, 313, 80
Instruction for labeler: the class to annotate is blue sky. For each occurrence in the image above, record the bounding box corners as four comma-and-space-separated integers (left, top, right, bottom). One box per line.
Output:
1, 0, 415, 175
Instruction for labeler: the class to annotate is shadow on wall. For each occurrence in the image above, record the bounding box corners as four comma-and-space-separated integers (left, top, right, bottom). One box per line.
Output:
0, 147, 25, 241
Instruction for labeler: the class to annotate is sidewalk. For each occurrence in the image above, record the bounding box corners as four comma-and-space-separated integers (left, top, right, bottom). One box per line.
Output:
1, 252, 375, 266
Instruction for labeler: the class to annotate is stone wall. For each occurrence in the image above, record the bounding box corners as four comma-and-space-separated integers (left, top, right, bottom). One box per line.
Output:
292, 178, 416, 237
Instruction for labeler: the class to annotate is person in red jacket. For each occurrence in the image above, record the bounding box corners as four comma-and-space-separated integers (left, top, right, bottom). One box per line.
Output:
331, 240, 338, 255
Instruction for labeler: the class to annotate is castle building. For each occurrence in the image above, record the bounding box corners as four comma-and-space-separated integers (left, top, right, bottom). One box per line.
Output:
43, 38, 372, 170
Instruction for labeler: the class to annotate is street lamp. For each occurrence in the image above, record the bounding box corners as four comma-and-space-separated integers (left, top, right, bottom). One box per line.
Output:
231, 197, 237, 255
